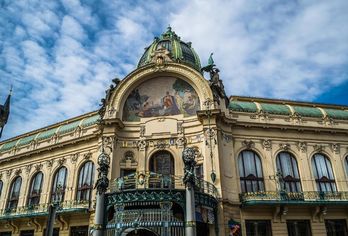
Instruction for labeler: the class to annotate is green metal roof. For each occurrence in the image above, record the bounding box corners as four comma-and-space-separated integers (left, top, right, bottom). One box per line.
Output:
17, 134, 38, 147
57, 120, 81, 135
324, 108, 348, 120
260, 103, 291, 115
36, 127, 58, 141
0, 140, 18, 152
81, 114, 100, 128
137, 27, 201, 72
292, 106, 323, 118
229, 101, 258, 113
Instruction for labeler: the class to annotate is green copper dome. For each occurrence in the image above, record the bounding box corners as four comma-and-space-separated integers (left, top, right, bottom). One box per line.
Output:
137, 27, 201, 71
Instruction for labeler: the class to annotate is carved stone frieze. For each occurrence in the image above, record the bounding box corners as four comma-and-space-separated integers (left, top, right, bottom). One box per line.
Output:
279, 143, 290, 151
313, 144, 325, 152
331, 143, 340, 154
6, 169, 12, 177
83, 152, 92, 160
57, 158, 66, 167
137, 139, 148, 151
298, 142, 307, 153
262, 139, 272, 150
35, 164, 43, 171
176, 136, 187, 148
154, 140, 170, 150
14, 169, 22, 176
71, 153, 79, 164
242, 140, 255, 149
25, 164, 32, 174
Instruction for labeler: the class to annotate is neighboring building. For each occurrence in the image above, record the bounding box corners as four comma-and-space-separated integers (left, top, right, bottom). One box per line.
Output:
0, 28, 348, 236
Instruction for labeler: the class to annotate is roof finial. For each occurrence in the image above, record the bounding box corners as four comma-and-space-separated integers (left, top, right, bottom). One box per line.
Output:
9, 84, 13, 95
167, 24, 172, 32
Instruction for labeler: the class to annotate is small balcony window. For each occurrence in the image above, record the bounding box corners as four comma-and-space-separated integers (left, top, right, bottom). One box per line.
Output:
76, 162, 95, 202
7, 176, 22, 210
238, 150, 264, 192
27, 172, 43, 206
312, 153, 337, 192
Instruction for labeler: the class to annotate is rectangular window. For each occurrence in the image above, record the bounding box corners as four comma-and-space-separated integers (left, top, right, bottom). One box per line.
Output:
195, 164, 204, 179
245, 220, 272, 236
70, 226, 89, 236
20, 231, 34, 236
0, 232, 12, 236
325, 219, 348, 236
43, 228, 59, 236
287, 220, 311, 236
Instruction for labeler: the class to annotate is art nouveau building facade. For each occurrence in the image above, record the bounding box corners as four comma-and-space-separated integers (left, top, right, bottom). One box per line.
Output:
0, 28, 347, 236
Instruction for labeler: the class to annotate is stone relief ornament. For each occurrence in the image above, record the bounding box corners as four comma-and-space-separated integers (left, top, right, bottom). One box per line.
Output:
137, 139, 148, 151
83, 152, 92, 160
46, 160, 54, 168
102, 136, 114, 154
262, 139, 272, 150
242, 140, 255, 149
176, 136, 187, 148
314, 144, 325, 152
71, 153, 79, 164
140, 125, 145, 137
331, 143, 340, 154
279, 143, 290, 151
57, 158, 66, 167
154, 140, 170, 150
35, 164, 43, 171
150, 45, 172, 71
121, 151, 136, 163
6, 169, 12, 177
298, 142, 307, 153
14, 169, 22, 176
25, 164, 32, 174
182, 147, 197, 186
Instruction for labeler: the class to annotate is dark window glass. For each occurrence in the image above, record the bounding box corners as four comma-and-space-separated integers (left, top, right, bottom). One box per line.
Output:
238, 150, 264, 192
51, 167, 67, 202
70, 226, 88, 236
287, 220, 311, 236
345, 156, 348, 177
276, 152, 302, 192
245, 220, 272, 236
325, 219, 348, 236
77, 162, 95, 202
20, 230, 34, 236
311, 153, 336, 192
0, 232, 11, 236
43, 228, 59, 236
149, 151, 174, 175
195, 164, 204, 179
121, 169, 136, 177
7, 176, 22, 210
27, 172, 43, 206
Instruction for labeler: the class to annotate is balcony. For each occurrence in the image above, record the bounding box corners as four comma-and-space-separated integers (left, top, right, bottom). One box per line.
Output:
240, 191, 348, 206
0, 200, 92, 220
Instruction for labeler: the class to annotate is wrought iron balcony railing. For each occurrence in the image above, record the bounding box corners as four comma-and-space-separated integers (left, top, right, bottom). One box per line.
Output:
110, 172, 219, 198
240, 191, 348, 206
0, 200, 92, 219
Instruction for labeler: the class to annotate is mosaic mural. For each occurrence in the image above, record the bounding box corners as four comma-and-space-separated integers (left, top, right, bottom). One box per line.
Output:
123, 77, 200, 121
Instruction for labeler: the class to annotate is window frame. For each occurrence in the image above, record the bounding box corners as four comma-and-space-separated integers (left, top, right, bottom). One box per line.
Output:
7, 176, 22, 210
27, 171, 44, 206
76, 161, 95, 202
276, 151, 302, 192
238, 150, 265, 193
51, 167, 67, 203
312, 153, 337, 192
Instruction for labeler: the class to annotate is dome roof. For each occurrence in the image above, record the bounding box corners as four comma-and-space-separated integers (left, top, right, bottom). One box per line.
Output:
137, 27, 201, 72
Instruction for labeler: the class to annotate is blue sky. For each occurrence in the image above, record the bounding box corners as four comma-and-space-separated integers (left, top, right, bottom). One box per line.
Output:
1, 0, 348, 140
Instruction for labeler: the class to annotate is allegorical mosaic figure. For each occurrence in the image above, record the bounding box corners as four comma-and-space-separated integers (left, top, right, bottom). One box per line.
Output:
123, 77, 200, 121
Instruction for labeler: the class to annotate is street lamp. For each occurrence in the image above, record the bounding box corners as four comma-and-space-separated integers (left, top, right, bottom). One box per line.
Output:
45, 185, 63, 236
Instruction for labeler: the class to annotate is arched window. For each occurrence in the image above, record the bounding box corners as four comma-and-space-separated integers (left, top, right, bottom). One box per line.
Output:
238, 150, 264, 192
276, 152, 302, 192
312, 154, 336, 192
77, 162, 95, 202
149, 151, 174, 175
51, 167, 67, 202
7, 176, 22, 210
27, 172, 43, 206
